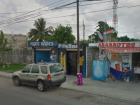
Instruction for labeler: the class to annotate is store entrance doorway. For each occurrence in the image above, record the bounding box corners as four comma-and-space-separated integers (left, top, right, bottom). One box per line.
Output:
67, 51, 77, 75
66, 51, 83, 76
132, 53, 140, 68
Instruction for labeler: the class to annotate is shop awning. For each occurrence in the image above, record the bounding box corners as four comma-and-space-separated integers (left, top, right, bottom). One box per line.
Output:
101, 47, 140, 53
36, 49, 51, 51
66, 49, 83, 51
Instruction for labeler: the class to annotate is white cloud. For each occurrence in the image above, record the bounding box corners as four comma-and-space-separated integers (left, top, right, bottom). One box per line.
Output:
0, 0, 140, 40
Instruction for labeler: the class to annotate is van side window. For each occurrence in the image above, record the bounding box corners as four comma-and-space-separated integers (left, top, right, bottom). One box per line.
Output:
31, 65, 39, 73
41, 66, 47, 74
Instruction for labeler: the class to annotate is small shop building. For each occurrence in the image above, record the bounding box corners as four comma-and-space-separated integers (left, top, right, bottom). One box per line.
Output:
29, 41, 88, 78
30, 41, 58, 63
89, 41, 140, 81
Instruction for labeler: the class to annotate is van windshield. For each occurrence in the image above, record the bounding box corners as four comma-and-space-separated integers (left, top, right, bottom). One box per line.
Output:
49, 65, 63, 73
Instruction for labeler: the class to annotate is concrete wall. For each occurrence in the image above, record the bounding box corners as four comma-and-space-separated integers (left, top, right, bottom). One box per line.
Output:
4, 34, 28, 49
2, 48, 32, 64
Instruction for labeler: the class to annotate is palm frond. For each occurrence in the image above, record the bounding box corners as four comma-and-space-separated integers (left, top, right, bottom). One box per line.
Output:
28, 28, 38, 38
28, 17, 53, 41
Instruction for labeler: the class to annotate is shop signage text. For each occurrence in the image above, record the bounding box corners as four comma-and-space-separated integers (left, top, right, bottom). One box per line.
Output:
30, 42, 40, 46
29, 41, 57, 47
41, 41, 57, 47
58, 44, 78, 49
98, 42, 135, 47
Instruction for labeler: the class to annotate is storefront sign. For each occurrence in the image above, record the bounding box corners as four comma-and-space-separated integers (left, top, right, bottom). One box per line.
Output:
103, 30, 114, 34
50, 54, 57, 61
122, 63, 130, 70
29, 42, 40, 46
122, 54, 129, 62
111, 52, 117, 57
58, 44, 78, 49
29, 41, 58, 47
98, 42, 136, 47
104, 47, 140, 53
41, 41, 57, 47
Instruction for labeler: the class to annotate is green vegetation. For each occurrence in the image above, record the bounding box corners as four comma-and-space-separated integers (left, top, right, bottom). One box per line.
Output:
88, 21, 140, 42
0, 63, 27, 73
28, 18, 54, 41
0, 30, 13, 62
88, 21, 117, 43
28, 17, 75, 43
118, 36, 140, 42
53, 24, 75, 43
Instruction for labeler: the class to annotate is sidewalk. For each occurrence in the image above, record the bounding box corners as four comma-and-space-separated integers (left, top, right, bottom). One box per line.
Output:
0, 71, 140, 102
61, 75, 140, 102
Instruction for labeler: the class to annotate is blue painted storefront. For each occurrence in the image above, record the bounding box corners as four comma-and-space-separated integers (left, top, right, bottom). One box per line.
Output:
36, 51, 50, 63
31, 41, 87, 78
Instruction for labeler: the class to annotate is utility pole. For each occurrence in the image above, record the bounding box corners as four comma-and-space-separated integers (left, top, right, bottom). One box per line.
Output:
77, 0, 80, 73
83, 20, 85, 43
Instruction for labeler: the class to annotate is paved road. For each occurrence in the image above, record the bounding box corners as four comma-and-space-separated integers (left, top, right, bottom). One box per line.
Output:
0, 77, 139, 105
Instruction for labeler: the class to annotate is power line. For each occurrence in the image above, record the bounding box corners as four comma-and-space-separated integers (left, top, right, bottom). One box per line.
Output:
80, 3, 95, 27
0, 1, 76, 26
1, 4, 140, 29
0, 0, 112, 25
0, 0, 112, 14
0, 0, 71, 24
2, 1, 137, 26
3, 21, 94, 29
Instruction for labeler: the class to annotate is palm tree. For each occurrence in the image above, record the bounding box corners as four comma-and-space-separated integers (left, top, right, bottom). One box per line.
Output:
28, 18, 53, 41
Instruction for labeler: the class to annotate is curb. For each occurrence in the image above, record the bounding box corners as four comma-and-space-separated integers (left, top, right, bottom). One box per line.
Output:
0, 74, 12, 79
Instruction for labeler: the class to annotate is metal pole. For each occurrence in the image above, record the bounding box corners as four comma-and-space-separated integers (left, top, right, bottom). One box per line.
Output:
77, 0, 80, 73
83, 20, 85, 43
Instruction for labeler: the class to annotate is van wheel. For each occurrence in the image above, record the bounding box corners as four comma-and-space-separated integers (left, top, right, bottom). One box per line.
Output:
14, 77, 21, 86
56, 84, 61, 87
37, 81, 45, 92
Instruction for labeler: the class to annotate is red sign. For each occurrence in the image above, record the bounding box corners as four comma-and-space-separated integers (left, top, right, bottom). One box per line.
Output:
103, 30, 114, 34
103, 47, 140, 53
98, 42, 135, 47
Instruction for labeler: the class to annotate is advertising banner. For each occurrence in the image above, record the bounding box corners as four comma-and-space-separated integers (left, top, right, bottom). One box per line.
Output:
122, 63, 130, 70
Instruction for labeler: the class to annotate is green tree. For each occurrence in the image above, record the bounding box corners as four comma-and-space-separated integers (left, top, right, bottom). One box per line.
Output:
88, 21, 117, 42
80, 39, 89, 43
118, 36, 130, 42
118, 36, 140, 42
130, 38, 140, 41
53, 24, 75, 43
28, 18, 53, 41
0, 31, 13, 62
88, 32, 99, 43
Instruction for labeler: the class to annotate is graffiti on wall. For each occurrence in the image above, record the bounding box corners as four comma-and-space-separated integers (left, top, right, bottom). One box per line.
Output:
60, 52, 66, 74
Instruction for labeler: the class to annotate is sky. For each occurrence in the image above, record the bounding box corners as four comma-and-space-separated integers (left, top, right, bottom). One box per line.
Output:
0, 0, 140, 40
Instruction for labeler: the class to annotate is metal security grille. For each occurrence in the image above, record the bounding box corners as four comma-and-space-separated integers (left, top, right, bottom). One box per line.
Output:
86, 54, 92, 77
86, 48, 99, 77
